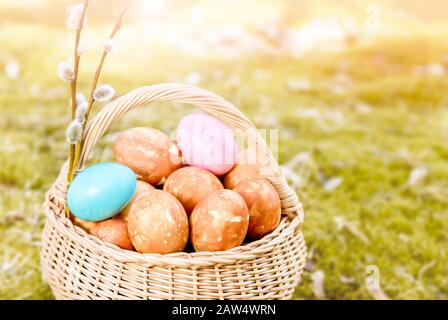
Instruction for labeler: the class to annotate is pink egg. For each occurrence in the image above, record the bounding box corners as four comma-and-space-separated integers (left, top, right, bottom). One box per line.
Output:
176, 113, 237, 176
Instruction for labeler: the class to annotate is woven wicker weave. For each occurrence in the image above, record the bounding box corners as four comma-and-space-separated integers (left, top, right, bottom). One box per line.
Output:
41, 83, 306, 300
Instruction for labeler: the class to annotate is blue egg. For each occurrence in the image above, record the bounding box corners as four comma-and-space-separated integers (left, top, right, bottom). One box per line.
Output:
67, 162, 137, 222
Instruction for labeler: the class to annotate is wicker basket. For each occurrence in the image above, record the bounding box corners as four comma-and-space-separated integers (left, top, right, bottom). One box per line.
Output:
41, 83, 306, 300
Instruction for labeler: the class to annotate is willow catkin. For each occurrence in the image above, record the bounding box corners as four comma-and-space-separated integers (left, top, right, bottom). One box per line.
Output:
57, 61, 74, 82
75, 102, 88, 122
93, 84, 115, 102
66, 119, 83, 144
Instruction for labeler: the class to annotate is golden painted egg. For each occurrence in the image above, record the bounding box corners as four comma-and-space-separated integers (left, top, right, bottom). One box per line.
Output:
223, 148, 267, 189
127, 189, 189, 254
90, 218, 134, 250
118, 180, 154, 221
73, 217, 97, 234
190, 189, 249, 252
114, 127, 182, 185
163, 166, 223, 215
233, 177, 281, 239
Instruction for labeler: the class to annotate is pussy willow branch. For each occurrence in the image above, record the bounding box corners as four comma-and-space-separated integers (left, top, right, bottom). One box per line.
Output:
67, 0, 89, 217
70, 0, 90, 119
68, 1, 131, 184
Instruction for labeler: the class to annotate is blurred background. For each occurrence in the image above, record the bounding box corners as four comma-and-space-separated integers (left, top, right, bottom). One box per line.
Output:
1, 0, 447, 299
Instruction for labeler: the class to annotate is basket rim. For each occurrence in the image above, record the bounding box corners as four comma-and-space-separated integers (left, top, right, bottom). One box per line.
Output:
43, 165, 303, 267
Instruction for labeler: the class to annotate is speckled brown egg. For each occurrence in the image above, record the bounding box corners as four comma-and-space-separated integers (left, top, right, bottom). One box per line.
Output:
114, 127, 182, 185
190, 189, 249, 252
118, 180, 154, 221
90, 218, 134, 250
233, 177, 281, 239
223, 149, 267, 189
73, 216, 97, 233
127, 189, 189, 254
163, 166, 223, 215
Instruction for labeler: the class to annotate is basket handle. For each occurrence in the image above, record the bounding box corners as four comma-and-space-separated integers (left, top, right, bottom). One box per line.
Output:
77, 83, 303, 221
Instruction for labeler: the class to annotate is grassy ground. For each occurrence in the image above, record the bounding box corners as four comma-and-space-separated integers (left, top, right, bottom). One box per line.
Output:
1, 23, 448, 299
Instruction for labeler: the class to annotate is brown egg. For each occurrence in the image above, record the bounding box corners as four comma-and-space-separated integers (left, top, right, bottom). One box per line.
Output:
73, 216, 97, 233
163, 166, 223, 215
118, 180, 154, 221
223, 149, 268, 189
190, 189, 249, 252
233, 177, 281, 239
90, 218, 134, 250
114, 127, 182, 185
127, 189, 189, 254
